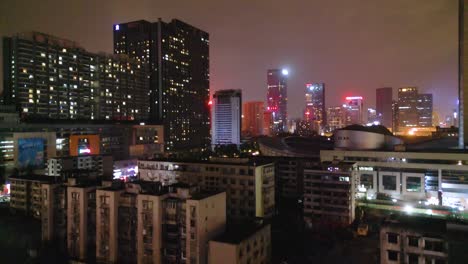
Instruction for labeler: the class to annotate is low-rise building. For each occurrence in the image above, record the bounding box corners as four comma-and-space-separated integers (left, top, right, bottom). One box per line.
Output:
46, 155, 113, 179
9, 175, 59, 219
209, 222, 271, 264
321, 149, 468, 210
380, 216, 448, 264
303, 167, 355, 227
138, 158, 275, 219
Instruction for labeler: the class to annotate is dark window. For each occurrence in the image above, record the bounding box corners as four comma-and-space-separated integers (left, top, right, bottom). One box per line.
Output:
388, 250, 398, 261
408, 253, 418, 264
383, 175, 397, 190
406, 177, 421, 192
408, 236, 419, 247
387, 233, 398, 244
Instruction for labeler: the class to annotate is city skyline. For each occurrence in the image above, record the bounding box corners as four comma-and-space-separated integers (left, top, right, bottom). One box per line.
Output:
0, 0, 458, 119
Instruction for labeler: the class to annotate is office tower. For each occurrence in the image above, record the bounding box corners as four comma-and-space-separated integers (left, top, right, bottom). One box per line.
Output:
263, 110, 273, 136
417, 93, 433, 127
326, 106, 345, 132
113, 19, 210, 151
343, 96, 363, 125
304, 83, 326, 132
397, 87, 419, 130
454, 109, 459, 127
376, 87, 393, 129
367, 108, 378, 124
211, 90, 242, 148
2, 32, 149, 121
242, 101, 264, 137
460, 0, 468, 148
266, 69, 288, 133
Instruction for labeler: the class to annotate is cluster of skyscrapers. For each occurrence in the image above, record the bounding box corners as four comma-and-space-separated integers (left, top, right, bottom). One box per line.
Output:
3, 19, 210, 151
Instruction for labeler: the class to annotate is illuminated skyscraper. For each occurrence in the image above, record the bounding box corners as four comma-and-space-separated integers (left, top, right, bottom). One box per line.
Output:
113, 19, 210, 151
242, 101, 264, 137
266, 69, 288, 133
376, 87, 393, 129
263, 110, 273, 136
326, 106, 345, 132
417, 93, 433, 127
304, 83, 326, 132
211, 90, 242, 148
397, 87, 419, 130
367, 108, 378, 124
343, 96, 363, 125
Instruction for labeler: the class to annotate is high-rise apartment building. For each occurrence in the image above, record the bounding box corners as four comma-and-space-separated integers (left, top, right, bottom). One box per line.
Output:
211, 90, 242, 148
376, 87, 393, 129
2, 32, 149, 121
398, 87, 419, 129
266, 69, 288, 133
113, 19, 210, 151
418, 93, 433, 127
304, 83, 326, 132
242, 101, 264, 137
343, 96, 363, 125
326, 106, 345, 132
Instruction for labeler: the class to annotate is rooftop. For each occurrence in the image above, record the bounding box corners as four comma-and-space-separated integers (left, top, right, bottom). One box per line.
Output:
382, 214, 446, 236
212, 221, 269, 244
139, 157, 273, 167
338, 124, 393, 136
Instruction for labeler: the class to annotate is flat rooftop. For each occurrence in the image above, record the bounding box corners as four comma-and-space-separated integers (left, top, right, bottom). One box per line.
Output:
212, 221, 269, 244
139, 157, 273, 167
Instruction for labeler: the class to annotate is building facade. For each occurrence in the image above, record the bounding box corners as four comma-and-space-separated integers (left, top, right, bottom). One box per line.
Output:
376, 87, 393, 129
418, 93, 433, 127
321, 149, 468, 210
242, 101, 264, 137
326, 106, 345, 132
266, 69, 288, 133
303, 169, 355, 227
343, 96, 363, 126
138, 158, 275, 219
211, 90, 242, 148
2, 32, 149, 121
304, 83, 326, 132
113, 19, 210, 151
398, 87, 419, 130
95, 182, 226, 264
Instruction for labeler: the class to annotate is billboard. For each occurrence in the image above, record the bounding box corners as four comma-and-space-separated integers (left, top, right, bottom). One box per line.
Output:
18, 138, 45, 168
69, 135, 100, 156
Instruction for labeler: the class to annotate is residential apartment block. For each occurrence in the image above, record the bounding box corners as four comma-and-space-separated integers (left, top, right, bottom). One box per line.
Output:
138, 158, 275, 219
95, 181, 226, 264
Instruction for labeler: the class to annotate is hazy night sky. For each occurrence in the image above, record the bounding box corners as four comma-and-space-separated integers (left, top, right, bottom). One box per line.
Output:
0, 0, 459, 120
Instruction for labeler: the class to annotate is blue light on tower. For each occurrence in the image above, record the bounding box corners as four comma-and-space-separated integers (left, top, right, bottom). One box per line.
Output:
281, 69, 289, 76
115, 24, 120, 31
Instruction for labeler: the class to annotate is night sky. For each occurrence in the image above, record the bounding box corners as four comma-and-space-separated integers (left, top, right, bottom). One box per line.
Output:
0, 0, 459, 119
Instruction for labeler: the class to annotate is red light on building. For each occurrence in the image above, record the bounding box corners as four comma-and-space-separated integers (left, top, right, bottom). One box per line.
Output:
208, 100, 213, 106
346, 96, 363, 100
305, 111, 310, 115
